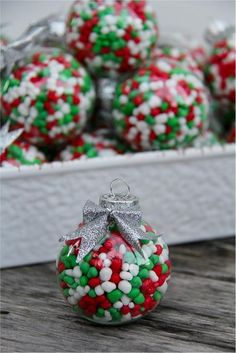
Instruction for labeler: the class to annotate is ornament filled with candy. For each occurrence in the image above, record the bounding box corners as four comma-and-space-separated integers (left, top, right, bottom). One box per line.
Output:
112, 60, 209, 151
66, 0, 158, 76
2, 49, 95, 146
57, 179, 170, 324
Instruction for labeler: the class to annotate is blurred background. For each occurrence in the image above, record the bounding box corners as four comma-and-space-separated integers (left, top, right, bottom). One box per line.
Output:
2, 0, 235, 40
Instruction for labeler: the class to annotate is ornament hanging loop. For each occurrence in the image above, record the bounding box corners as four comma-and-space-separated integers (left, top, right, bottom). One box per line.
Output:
110, 178, 131, 199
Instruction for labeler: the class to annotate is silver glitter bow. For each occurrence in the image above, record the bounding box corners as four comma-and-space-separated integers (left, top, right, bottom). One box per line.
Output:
60, 200, 158, 263
0, 122, 23, 154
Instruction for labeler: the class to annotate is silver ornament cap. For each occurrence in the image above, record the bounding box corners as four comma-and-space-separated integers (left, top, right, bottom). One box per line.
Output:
99, 178, 140, 211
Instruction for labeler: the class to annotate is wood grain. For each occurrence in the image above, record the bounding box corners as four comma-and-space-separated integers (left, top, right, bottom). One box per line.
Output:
1, 237, 235, 353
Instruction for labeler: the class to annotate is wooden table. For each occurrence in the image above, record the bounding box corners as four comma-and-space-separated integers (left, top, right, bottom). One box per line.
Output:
1, 237, 235, 352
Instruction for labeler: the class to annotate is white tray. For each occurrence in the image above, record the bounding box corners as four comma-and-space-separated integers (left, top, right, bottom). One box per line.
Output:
1, 144, 235, 268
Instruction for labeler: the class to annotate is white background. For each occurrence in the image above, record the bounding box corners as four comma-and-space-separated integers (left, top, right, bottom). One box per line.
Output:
1, 0, 235, 41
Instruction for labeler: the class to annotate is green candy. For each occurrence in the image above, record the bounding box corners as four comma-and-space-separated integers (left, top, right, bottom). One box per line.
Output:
161, 101, 169, 111
58, 271, 65, 280
153, 290, 162, 301
178, 107, 189, 117
79, 276, 88, 287
145, 115, 156, 125
87, 267, 98, 279
130, 276, 142, 288
128, 288, 140, 299
144, 260, 154, 270
109, 308, 122, 321
122, 102, 135, 115
63, 288, 70, 297
80, 262, 90, 275
68, 255, 77, 267
162, 263, 169, 274
71, 105, 79, 115
88, 289, 96, 298
63, 114, 73, 124
138, 268, 149, 279
64, 275, 74, 286
133, 293, 145, 304
70, 282, 79, 289
83, 253, 92, 262
96, 308, 105, 317
107, 289, 123, 304
150, 254, 160, 265
87, 149, 98, 158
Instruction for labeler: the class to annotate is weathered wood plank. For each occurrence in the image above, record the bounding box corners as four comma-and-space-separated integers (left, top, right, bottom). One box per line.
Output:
1, 237, 235, 353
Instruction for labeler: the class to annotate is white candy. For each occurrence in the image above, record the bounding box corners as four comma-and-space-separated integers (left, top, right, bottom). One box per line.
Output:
95, 285, 104, 296
103, 259, 111, 267
128, 302, 135, 309
158, 282, 168, 295
73, 292, 81, 300
122, 263, 130, 271
65, 269, 74, 276
99, 253, 107, 260
121, 313, 132, 321
67, 296, 77, 305
118, 280, 132, 294
99, 267, 112, 281
76, 286, 85, 296
142, 244, 153, 258
101, 281, 116, 293
149, 270, 159, 282
104, 310, 112, 321
121, 295, 131, 305
119, 244, 126, 254
69, 288, 75, 296
84, 285, 90, 293
73, 266, 82, 278
113, 301, 123, 309
120, 271, 133, 281
129, 264, 139, 276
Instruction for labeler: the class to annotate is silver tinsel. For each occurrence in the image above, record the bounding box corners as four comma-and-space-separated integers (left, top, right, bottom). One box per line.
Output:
0, 13, 66, 77
0, 122, 23, 154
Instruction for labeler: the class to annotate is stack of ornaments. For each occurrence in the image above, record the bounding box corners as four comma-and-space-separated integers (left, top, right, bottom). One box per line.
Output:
0, 0, 235, 168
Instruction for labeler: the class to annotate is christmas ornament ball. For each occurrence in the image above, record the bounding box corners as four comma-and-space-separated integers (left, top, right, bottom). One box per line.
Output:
112, 60, 209, 151
1, 50, 95, 146
66, 0, 158, 76
57, 183, 170, 325
1, 140, 46, 168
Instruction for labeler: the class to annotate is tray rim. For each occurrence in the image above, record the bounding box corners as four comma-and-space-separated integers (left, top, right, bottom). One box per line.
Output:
0, 143, 235, 180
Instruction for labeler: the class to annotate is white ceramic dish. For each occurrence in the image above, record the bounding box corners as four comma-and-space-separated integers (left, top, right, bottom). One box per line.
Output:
1, 144, 235, 268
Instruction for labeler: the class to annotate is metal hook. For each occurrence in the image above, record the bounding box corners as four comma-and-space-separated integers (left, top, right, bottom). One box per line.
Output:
110, 178, 131, 198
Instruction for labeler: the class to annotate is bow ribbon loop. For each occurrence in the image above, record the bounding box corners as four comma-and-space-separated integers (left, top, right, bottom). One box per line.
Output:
60, 199, 159, 263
